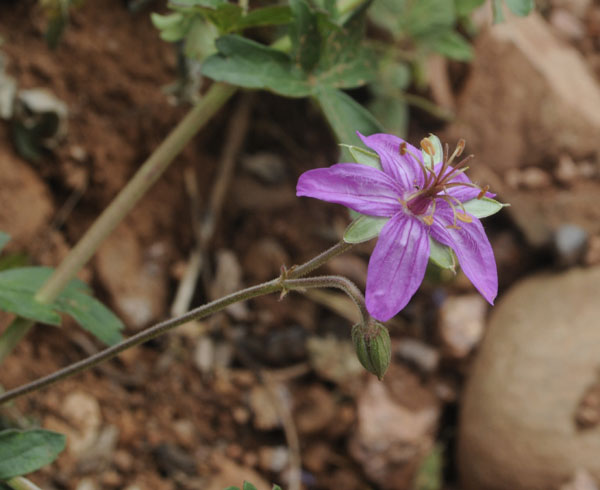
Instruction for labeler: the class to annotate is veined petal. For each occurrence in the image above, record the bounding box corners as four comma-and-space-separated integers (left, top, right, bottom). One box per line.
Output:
358, 132, 425, 190
430, 204, 498, 304
297, 163, 402, 217
366, 213, 429, 321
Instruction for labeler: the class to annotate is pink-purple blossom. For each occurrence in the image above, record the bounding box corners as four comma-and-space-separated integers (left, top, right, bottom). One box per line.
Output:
297, 132, 498, 322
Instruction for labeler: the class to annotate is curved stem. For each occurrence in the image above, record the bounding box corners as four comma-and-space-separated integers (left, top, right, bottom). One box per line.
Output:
0, 243, 358, 405
5, 477, 43, 490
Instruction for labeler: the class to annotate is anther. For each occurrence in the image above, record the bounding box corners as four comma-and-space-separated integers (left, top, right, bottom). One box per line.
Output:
477, 185, 490, 200
456, 212, 472, 223
420, 138, 435, 156
399, 142, 407, 155
423, 215, 434, 226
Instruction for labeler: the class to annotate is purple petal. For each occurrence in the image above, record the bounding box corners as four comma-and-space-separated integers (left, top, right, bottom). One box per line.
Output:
358, 132, 425, 190
430, 204, 498, 304
366, 213, 429, 321
297, 163, 402, 217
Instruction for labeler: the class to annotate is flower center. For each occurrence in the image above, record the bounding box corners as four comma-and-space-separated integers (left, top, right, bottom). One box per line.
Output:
399, 139, 490, 229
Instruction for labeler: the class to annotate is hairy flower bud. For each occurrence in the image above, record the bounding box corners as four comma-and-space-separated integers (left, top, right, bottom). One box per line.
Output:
351, 320, 391, 380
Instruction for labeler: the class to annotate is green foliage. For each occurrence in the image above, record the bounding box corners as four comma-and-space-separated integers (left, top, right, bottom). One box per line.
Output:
0, 234, 124, 345
0, 233, 9, 254
344, 215, 389, 243
462, 197, 508, 218
0, 429, 66, 479
223, 483, 282, 490
414, 444, 444, 490
42, 0, 84, 49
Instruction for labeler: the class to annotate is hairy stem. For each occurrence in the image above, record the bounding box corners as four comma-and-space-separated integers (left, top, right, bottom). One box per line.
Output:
0, 244, 357, 405
0, 83, 236, 363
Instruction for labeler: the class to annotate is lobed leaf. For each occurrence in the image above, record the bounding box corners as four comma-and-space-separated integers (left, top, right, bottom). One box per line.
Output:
289, 0, 321, 72
0, 429, 66, 479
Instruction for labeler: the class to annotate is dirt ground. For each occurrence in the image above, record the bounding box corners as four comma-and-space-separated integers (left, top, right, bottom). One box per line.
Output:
1, 1, 600, 489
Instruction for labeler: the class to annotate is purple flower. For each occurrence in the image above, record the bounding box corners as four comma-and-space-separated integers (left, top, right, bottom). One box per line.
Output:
297, 132, 498, 322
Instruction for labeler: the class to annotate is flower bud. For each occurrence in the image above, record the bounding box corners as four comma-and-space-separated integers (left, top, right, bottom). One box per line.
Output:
351, 320, 391, 380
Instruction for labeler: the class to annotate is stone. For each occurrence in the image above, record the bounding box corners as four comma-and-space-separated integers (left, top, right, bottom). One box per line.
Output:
554, 224, 588, 267
445, 13, 600, 247
95, 224, 169, 329
459, 267, 600, 490
438, 295, 487, 358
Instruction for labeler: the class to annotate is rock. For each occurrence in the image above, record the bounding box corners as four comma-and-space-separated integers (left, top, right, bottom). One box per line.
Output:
294, 384, 337, 434
438, 295, 487, 358
556, 153, 579, 185
95, 224, 169, 329
152, 443, 197, 476
210, 250, 248, 321
306, 335, 364, 386
249, 384, 287, 431
0, 127, 54, 251
349, 377, 439, 489
561, 469, 599, 490
585, 235, 600, 266
445, 13, 600, 247
395, 338, 440, 374
242, 152, 287, 185
205, 456, 271, 490
459, 267, 600, 490
257, 446, 289, 473
505, 167, 553, 189
242, 238, 289, 283
554, 224, 588, 267
550, 8, 586, 41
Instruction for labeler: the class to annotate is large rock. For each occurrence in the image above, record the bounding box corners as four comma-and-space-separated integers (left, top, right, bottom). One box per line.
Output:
459, 267, 600, 490
446, 14, 600, 247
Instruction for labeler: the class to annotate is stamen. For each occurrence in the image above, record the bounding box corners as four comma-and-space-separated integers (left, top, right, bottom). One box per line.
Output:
423, 215, 434, 225
399, 142, 407, 155
420, 138, 435, 156
456, 212, 472, 223
477, 185, 490, 200
448, 139, 465, 165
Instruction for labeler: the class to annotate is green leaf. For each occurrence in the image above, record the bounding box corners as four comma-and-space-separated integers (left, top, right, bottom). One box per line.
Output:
272, 486, 283, 490
242, 483, 258, 490
289, 0, 321, 72
430, 30, 473, 61
54, 290, 124, 346
0, 267, 123, 345
462, 197, 507, 218
368, 95, 408, 139
455, 0, 486, 17
314, 87, 384, 153
343, 145, 382, 170
421, 133, 443, 168
0, 429, 66, 479
222, 487, 240, 490
504, 0, 534, 16
0, 232, 10, 253
184, 17, 218, 59
492, 0, 505, 23
234, 6, 292, 30
0, 289, 61, 325
429, 238, 455, 271
344, 216, 389, 243
151, 12, 185, 31
202, 35, 311, 97
414, 444, 443, 490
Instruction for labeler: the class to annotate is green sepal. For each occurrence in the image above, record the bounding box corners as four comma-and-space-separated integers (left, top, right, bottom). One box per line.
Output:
429, 237, 455, 271
462, 197, 508, 219
339, 144, 382, 170
421, 133, 443, 169
343, 215, 389, 244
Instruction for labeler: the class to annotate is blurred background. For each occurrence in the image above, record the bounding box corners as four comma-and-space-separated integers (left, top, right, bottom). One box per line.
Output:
0, 0, 600, 489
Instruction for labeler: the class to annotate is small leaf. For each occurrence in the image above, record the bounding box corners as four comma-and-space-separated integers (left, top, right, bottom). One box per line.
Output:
0, 232, 10, 253
343, 145, 382, 170
314, 87, 384, 155
272, 486, 283, 490
421, 133, 443, 169
0, 429, 66, 479
234, 6, 292, 30
462, 197, 507, 218
289, 0, 321, 72
492, 0, 505, 23
504, 0, 534, 16
344, 215, 389, 243
55, 290, 124, 346
222, 487, 240, 490
0, 289, 61, 325
414, 444, 444, 490
455, 0, 486, 17
430, 30, 473, 61
429, 238, 455, 271
242, 483, 258, 490
202, 35, 311, 97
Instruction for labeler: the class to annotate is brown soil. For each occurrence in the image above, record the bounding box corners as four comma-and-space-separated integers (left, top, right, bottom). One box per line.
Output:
0, 1, 599, 489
